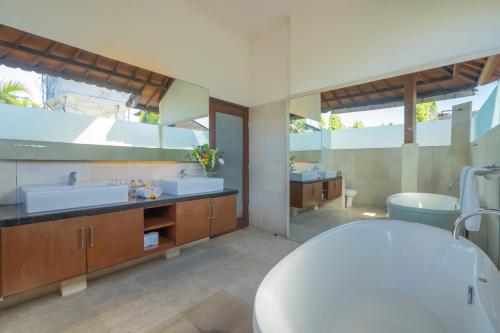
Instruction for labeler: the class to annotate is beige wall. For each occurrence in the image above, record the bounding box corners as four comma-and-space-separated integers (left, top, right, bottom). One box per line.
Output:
321, 148, 401, 208
288, 0, 500, 95
0, 0, 251, 106
250, 21, 290, 106
470, 124, 500, 267
249, 100, 289, 236
0, 160, 202, 205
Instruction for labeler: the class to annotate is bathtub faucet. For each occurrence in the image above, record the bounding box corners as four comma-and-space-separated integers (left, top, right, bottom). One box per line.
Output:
448, 177, 460, 191
453, 208, 500, 240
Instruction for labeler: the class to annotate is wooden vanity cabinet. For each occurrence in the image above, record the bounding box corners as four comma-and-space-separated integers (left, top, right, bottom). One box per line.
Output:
0, 194, 237, 297
176, 198, 211, 245
176, 195, 237, 244
290, 181, 322, 208
85, 209, 144, 272
1, 217, 87, 297
325, 178, 342, 200
210, 195, 237, 236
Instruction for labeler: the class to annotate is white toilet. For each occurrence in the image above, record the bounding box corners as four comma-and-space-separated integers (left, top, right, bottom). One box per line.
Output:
345, 189, 357, 208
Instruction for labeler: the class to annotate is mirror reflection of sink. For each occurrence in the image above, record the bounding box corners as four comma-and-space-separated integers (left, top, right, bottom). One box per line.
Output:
20, 183, 129, 213
319, 170, 338, 179
290, 172, 320, 182
159, 177, 224, 196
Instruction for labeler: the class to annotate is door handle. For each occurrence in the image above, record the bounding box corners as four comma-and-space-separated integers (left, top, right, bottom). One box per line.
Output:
80, 225, 85, 249
208, 204, 212, 220
211, 203, 215, 219
89, 225, 95, 248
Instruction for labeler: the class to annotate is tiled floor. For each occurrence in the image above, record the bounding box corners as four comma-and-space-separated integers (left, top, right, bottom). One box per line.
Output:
289, 205, 387, 243
0, 228, 299, 333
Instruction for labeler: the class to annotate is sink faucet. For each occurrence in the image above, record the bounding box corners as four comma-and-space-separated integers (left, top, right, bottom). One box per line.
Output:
453, 208, 500, 239
179, 169, 188, 179
312, 165, 320, 172
68, 171, 77, 186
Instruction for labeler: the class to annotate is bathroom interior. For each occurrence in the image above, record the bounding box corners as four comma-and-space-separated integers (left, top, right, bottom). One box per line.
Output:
0, 1, 500, 333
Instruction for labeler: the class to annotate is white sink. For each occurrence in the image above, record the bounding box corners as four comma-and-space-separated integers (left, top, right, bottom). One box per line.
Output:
319, 170, 338, 179
20, 183, 129, 213
290, 172, 320, 182
159, 177, 224, 196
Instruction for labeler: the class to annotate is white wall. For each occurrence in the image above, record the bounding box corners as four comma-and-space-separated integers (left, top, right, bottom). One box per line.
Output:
250, 21, 290, 106
288, 0, 500, 95
162, 127, 209, 150
290, 120, 451, 151
0, 105, 159, 148
0, 0, 251, 106
159, 80, 209, 126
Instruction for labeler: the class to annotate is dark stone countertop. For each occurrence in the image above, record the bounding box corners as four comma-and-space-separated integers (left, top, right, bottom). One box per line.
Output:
0, 188, 238, 228
290, 176, 343, 184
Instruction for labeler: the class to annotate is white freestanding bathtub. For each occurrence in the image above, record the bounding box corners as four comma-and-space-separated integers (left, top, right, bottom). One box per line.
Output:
387, 193, 460, 231
254, 220, 500, 333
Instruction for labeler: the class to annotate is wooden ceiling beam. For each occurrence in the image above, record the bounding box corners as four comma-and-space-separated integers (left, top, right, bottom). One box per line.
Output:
322, 75, 453, 102
0, 40, 171, 91
477, 55, 500, 85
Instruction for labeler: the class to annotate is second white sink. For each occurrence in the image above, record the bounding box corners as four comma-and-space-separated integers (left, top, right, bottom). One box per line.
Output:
319, 170, 338, 179
20, 183, 129, 213
290, 172, 320, 182
159, 177, 224, 196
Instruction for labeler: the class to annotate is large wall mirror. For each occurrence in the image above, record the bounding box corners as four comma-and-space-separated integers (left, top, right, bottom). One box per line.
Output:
0, 24, 208, 161
289, 93, 322, 164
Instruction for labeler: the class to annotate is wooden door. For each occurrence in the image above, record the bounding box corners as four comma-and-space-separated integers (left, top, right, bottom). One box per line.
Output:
85, 209, 143, 272
176, 198, 211, 245
210, 195, 237, 236
1, 218, 87, 297
209, 98, 249, 229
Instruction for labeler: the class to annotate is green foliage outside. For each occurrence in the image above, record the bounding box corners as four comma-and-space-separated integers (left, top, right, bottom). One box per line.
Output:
353, 120, 364, 128
329, 114, 343, 130
289, 118, 307, 133
138, 110, 160, 124
416, 101, 438, 122
320, 114, 343, 130
0, 80, 39, 107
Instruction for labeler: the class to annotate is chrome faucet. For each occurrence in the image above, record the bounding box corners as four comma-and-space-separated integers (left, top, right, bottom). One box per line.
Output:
68, 171, 77, 186
312, 165, 320, 172
453, 208, 500, 239
179, 169, 188, 179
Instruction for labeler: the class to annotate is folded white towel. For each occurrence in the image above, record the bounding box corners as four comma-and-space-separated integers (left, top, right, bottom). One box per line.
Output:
460, 166, 489, 232
136, 186, 163, 199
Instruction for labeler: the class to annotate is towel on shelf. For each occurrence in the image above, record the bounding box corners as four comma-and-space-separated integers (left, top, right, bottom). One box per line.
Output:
460, 166, 489, 232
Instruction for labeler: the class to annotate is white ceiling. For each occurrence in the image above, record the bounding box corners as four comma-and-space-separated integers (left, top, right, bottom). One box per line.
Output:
186, 0, 316, 39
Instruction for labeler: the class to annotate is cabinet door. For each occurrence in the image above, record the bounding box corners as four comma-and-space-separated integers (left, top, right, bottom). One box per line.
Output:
176, 198, 211, 245
86, 209, 143, 272
1, 218, 87, 297
335, 179, 343, 198
302, 183, 315, 207
210, 195, 237, 236
312, 182, 322, 203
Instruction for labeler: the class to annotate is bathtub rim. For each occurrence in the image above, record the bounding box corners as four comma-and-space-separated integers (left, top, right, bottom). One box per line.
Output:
387, 192, 460, 216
